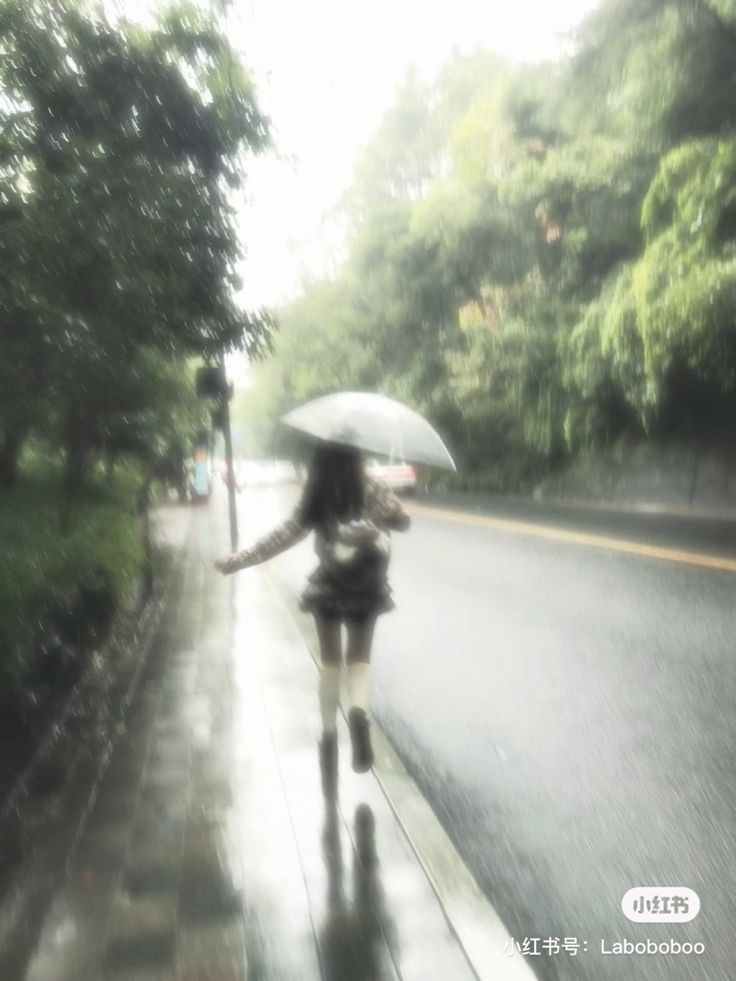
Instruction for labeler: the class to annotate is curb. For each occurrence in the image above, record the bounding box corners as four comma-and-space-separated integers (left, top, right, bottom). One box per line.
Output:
531, 494, 736, 522
419, 490, 736, 524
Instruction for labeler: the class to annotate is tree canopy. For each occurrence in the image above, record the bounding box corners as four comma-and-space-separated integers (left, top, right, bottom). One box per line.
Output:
0, 0, 271, 493
240, 0, 736, 488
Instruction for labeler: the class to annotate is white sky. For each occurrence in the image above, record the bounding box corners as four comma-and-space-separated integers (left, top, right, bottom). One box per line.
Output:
227, 0, 598, 309
105, 0, 599, 383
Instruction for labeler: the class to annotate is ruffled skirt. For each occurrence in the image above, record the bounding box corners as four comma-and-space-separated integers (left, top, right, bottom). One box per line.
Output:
298, 549, 394, 622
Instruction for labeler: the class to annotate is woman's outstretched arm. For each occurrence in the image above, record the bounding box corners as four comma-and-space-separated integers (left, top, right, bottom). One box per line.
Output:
215, 511, 309, 574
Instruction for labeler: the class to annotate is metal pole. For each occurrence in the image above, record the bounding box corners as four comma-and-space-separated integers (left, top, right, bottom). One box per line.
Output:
219, 355, 238, 552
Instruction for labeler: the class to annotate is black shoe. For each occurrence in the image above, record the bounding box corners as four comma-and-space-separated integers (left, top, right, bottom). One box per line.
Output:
348, 708, 374, 773
319, 732, 338, 797
355, 803, 376, 872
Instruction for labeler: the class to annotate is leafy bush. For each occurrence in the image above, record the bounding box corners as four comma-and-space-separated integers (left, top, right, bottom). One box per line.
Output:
0, 456, 145, 693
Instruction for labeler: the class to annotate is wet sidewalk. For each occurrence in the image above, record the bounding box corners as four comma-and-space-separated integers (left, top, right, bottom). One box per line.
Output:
8, 501, 529, 981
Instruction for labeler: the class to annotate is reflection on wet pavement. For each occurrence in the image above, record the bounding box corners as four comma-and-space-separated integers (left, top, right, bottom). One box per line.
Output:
6, 502, 477, 980
319, 799, 399, 981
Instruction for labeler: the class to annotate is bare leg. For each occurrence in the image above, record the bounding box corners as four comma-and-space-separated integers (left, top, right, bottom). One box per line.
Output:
316, 615, 342, 665
345, 617, 377, 772
345, 616, 376, 666
346, 617, 376, 713
315, 616, 341, 734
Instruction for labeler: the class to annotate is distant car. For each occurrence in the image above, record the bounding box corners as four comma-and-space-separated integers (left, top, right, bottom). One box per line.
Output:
238, 459, 298, 487
269, 460, 298, 484
367, 459, 417, 495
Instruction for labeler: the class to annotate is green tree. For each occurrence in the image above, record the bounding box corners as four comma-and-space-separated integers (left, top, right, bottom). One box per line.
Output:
634, 139, 736, 433
0, 0, 272, 493
242, 8, 736, 490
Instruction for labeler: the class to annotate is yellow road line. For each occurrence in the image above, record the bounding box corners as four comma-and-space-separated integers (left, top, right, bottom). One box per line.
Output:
408, 503, 736, 574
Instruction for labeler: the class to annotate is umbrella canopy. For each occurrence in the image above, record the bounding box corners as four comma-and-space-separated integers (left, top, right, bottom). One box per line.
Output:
282, 392, 456, 470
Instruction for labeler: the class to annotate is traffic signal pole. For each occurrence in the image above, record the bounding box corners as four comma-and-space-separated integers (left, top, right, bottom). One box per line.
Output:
219, 356, 238, 552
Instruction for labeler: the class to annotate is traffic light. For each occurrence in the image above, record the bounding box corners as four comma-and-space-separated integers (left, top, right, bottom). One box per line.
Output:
195, 365, 226, 399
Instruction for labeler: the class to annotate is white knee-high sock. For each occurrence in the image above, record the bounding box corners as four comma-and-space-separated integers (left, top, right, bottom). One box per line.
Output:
319, 665, 340, 734
347, 662, 371, 714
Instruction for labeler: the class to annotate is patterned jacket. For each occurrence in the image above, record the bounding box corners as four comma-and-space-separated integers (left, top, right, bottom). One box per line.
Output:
216, 474, 410, 575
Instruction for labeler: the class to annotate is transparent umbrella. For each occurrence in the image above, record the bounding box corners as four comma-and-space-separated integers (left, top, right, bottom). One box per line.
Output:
282, 391, 456, 470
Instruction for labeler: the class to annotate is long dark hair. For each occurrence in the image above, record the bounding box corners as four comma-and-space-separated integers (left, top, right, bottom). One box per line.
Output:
298, 443, 365, 534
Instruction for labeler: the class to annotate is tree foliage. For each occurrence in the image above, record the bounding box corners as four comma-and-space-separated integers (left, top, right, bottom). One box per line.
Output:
242, 1, 736, 488
0, 0, 271, 492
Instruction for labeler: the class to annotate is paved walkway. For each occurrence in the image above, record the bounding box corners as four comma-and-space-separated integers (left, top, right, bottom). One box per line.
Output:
12, 500, 502, 981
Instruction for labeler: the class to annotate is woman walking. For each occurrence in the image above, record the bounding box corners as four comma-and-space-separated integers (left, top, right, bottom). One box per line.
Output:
215, 443, 410, 784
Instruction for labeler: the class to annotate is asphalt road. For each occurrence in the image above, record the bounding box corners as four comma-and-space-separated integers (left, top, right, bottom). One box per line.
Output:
237, 483, 736, 981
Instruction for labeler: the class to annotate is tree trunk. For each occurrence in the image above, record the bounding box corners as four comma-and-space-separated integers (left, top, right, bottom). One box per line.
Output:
61, 408, 89, 531
0, 429, 25, 490
65, 440, 88, 500
138, 474, 154, 605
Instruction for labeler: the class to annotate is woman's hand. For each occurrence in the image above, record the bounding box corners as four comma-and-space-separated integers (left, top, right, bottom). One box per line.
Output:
336, 519, 378, 546
214, 556, 237, 575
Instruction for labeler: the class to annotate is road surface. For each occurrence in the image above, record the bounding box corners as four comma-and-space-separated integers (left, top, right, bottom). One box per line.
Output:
243, 482, 736, 981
